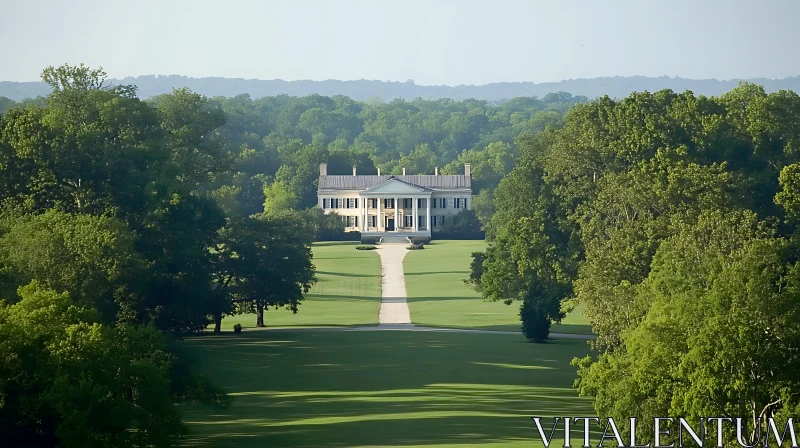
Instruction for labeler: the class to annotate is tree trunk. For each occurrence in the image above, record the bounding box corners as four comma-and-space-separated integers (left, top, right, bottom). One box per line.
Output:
256, 303, 265, 327
213, 312, 222, 334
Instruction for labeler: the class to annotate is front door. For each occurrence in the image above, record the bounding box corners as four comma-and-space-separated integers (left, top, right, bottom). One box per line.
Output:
386, 218, 395, 231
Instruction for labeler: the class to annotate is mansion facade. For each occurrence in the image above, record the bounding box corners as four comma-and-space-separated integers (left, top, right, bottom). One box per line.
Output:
317, 163, 472, 240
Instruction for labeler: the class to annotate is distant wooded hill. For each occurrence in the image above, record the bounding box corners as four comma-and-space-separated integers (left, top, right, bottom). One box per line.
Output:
2, 75, 800, 101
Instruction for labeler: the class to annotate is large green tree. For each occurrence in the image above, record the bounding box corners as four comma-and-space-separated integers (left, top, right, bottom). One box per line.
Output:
212, 214, 316, 331
574, 210, 800, 443
0, 281, 229, 447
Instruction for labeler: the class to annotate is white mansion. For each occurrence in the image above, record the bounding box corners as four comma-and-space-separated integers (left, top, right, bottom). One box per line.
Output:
317, 163, 472, 240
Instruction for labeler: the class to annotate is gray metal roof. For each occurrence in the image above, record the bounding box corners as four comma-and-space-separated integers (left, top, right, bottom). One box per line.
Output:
318, 175, 471, 191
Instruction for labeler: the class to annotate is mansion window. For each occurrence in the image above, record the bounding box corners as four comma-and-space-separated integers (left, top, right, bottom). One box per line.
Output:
324, 198, 369, 209
368, 216, 377, 227
417, 198, 426, 208
323, 198, 343, 209
345, 216, 358, 227
418, 215, 426, 229
454, 198, 466, 209
383, 198, 395, 209
432, 198, 447, 209
403, 215, 414, 227
368, 198, 378, 208
432, 215, 446, 227
403, 198, 413, 208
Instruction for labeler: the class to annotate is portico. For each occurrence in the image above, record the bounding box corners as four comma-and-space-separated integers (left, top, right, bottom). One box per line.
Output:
358, 177, 432, 236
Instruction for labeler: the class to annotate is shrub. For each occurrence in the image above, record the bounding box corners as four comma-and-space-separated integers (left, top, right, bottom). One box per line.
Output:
519, 299, 551, 343
355, 245, 376, 250
406, 243, 425, 250
233, 323, 242, 334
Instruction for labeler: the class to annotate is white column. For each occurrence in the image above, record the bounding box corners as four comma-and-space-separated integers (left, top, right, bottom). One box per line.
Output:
362, 198, 367, 231
394, 197, 399, 232
426, 197, 431, 233
413, 198, 418, 232
377, 198, 382, 232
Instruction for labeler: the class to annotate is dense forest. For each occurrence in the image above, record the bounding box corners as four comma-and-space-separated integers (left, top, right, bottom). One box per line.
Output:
2, 80, 586, 226
3, 74, 800, 102
470, 83, 800, 442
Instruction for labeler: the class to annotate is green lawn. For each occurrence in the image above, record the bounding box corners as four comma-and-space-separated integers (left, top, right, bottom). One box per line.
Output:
178, 330, 594, 447
217, 242, 381, 330
404, 240, 592, 334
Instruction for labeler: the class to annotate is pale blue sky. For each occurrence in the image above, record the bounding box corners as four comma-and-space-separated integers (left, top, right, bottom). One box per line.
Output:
1, 0, 798, 85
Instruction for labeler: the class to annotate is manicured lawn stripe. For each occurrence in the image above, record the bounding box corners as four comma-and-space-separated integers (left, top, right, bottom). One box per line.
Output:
178, 330, 594, 447
404, 240, 592, 335
218, 242, 381, 329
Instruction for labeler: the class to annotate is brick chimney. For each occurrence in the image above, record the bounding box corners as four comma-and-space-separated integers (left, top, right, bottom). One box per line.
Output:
464, 163, 471, 177
353, 165, 357, 176
434, 167, 438, 175
320, 163, 327, 176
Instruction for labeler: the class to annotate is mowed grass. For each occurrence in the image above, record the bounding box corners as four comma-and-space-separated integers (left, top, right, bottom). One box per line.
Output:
178, 330, 595, 448
218, 242, 381, 330
404, 240, 592, 334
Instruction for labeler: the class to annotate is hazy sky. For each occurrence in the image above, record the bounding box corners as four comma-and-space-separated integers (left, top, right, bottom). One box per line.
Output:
1, 0, 798, 85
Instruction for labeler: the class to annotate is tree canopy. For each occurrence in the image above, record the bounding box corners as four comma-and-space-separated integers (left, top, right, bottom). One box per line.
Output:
472, 83, 800, 442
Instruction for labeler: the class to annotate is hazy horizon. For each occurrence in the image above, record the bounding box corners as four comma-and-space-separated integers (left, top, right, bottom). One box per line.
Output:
2, 0, 799, 85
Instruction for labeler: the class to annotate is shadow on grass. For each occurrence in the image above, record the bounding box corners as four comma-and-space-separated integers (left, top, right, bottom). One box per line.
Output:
178, 330, 594, 448
404, 271, 470, 276
302, 294, 382, 302
315, 271, 382, 278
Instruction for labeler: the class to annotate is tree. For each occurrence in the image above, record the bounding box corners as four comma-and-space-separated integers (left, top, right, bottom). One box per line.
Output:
150, 88, 228, 187
135, 189, 226, 332
1, 65, 164, 217
263, 180, 298, 215
472, 136, 577, 342
0, 96, 16, 114
442, 209, 483, 234
776, 162, 800, 223
0, 209, 142, 323
0, 281, 228, 447
574, 210, 800, 443
470, 188, 495, 226
212, 214, 316, 331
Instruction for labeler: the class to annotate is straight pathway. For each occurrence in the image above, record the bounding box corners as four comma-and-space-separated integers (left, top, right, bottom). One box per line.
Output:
375, 242, 413, 325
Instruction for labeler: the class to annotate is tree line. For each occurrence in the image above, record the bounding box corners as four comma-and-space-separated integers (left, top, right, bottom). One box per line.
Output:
4, 74, 800, 102
3, 86, 585, 227
470, 83, 800, 443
